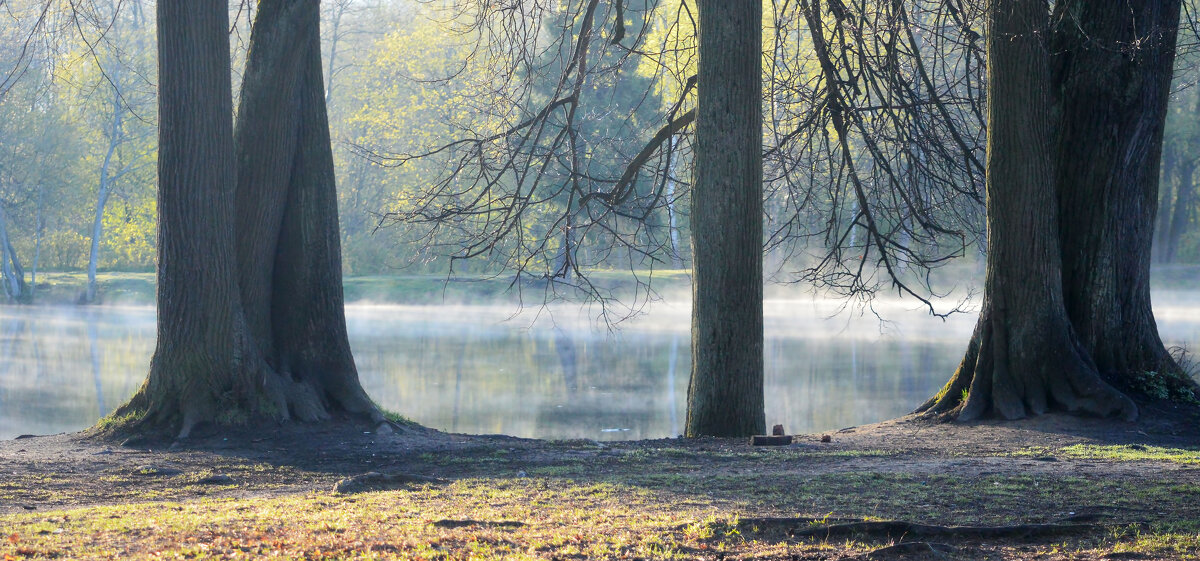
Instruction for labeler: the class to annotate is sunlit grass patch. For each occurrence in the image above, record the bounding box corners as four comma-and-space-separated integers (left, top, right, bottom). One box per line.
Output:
1060, 443, 1200, 464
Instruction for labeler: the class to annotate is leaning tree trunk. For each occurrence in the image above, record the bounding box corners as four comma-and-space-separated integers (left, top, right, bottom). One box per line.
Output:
918, 0, 1136, 421
1050, 0, 1195, 394
116, 0, 264, 435
234, 0, 376, 421
685, 0, 765, 437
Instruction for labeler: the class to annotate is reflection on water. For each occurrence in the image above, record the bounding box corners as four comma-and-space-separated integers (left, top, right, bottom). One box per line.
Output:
2, 293, 1199, 440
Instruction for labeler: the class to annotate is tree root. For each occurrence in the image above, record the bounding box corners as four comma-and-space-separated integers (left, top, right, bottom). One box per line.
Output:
861, 541, 955, 559
789, 520, 1105, 540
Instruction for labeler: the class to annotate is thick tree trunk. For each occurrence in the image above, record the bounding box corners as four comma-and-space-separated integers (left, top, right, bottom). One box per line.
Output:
234, 0, 376, 421
685, 0, 765, 437
264, 0, 377, 419
113, 0, 379, 437
1051, 0, 1190, 386
117, 0, 260, 435
918, 0, 1135, 421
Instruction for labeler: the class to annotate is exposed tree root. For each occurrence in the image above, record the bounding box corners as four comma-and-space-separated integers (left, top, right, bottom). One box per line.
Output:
789, 520, 1108, 540
916, 305, 1137, 422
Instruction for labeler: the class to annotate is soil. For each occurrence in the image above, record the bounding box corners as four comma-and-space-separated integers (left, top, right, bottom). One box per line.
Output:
3, 404, 1200, 559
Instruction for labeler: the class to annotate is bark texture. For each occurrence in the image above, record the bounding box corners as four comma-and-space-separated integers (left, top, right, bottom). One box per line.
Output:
120, 0, 256, 433
918, 0, 1135, 421
1051, 0, 1187, 383
685, 0, 765, 437
114, 0, 378, 437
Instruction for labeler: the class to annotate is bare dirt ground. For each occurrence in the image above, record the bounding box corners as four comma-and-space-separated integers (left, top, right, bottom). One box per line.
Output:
2, 405, 1200, 559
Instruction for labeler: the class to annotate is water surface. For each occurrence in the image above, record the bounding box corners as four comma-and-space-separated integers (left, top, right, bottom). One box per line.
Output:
2, 293, 1197, 440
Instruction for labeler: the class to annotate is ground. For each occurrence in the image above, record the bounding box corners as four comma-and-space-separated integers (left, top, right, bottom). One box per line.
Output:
2, 407, 1200, 560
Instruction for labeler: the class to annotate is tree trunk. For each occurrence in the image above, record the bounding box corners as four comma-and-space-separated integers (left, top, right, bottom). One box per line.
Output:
116, 0, 259, 435
1164, 92, 1200, 263
86, 81, 125, 305
0, 206, 30, 304
1051, 0, 1189, 386
113, 0, 379, 437
1153, 141, 1176, 264
918, 0, 1135, 421
234, 0, 377, 421
685, 0, 765, 437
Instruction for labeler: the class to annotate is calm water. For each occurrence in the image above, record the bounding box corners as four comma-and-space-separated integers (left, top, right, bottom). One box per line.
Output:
2, 292, 1198, 440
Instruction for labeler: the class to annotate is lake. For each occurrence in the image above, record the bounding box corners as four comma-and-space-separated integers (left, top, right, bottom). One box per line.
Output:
2, 291, 1198, 440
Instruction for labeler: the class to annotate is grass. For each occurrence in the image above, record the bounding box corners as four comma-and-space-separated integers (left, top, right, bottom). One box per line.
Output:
4, 439, 1200, 559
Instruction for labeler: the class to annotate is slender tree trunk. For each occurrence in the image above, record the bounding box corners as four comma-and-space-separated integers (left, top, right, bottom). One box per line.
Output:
1164, 92, 1200, 263
1153, 141, 1176, 264
1051, 0, 1189, 385
31, 184, 42, 289
86, 83, 124, 305
0, 207, 29, 304
918, 0, 1135, 421
685, 0, 765, 437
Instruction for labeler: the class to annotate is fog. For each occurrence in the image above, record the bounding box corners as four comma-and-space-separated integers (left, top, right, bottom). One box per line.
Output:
1, 285, 1198, 440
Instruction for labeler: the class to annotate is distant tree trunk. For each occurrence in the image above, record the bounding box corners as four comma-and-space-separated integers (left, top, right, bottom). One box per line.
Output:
113, 0, 379, 437
1051, 0, 1188, 384
1164, 92, 1200, 263
86, 83, 123, 305
1153, 141, 1176, 264
918, 0, 1136, 421
685, 0, 765, 437
0, 206, 30, 304
31, 184, 42, 288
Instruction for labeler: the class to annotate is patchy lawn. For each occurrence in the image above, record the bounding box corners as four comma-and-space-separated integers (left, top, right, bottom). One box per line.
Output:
3, 411, 1200, 560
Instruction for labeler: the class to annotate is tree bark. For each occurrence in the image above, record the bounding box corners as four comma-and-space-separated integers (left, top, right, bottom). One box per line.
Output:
918, 0, 1135, 421
685, 0, 765, 437
112, 0, 379, 437
118, 0, 258, 435
1051, 0, 1189, 385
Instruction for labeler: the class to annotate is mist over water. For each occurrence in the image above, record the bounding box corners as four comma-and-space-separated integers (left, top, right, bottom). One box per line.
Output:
2, 287, 1198, 440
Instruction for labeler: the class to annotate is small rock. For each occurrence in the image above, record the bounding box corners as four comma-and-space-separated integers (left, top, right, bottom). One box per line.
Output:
376, 423, 394, 436
195, 474, 235, 485
820, 434, 832, 443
